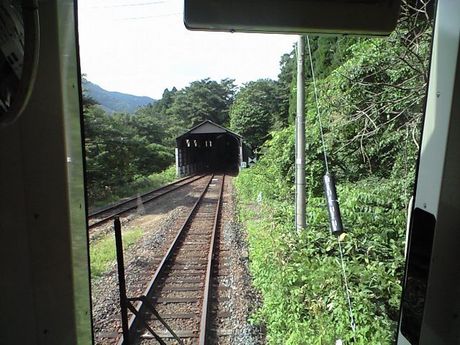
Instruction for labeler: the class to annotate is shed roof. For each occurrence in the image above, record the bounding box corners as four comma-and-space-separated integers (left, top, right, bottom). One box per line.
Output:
176, 120, 242, 140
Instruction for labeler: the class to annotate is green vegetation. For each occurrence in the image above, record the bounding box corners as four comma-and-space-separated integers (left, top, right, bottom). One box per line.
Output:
237, 155, 407, 344
83, 78, 235, 207
90, 227, 143, 279
230, 79, 283, 148
234, 2, 432, 344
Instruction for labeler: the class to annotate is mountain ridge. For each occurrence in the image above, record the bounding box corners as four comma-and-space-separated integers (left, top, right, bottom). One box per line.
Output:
83, 79, 155, 113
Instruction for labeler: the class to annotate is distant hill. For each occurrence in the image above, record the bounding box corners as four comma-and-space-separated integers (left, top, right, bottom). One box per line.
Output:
82, 79, 155, 113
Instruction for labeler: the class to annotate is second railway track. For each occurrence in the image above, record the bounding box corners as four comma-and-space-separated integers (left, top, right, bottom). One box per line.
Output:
88, 174, 206, 229
117, 174, 229, 345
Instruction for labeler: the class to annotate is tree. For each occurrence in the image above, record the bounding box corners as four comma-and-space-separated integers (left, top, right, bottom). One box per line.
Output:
276, 52, 296, 126
167, 78, 236, 131
315, 7, 432, 182
83, 105, 174, 203
230, 79, 281, 149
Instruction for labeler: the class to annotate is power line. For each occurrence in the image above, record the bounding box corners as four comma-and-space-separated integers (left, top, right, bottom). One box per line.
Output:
88, 1, 167, 9
306, 36, 329, 172
337, 239, 357, 341
119, 12, 181, 20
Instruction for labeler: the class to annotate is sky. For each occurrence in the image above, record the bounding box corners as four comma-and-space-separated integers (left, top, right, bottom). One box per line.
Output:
78, 0, 297, 99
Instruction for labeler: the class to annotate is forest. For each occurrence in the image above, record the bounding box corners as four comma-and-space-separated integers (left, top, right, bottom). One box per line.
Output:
83, 0, 433, 343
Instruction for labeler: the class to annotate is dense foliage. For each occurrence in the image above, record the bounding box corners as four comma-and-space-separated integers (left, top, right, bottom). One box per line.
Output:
230, 79, 283, 148
235, 1, 432, 344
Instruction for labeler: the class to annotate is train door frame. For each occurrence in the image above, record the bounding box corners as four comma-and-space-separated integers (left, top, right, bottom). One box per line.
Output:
396, 0, 460, 343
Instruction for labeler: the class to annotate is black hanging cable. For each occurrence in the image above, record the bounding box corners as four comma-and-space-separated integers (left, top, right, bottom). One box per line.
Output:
306, 35, 357, 341
324, 172, 344, 236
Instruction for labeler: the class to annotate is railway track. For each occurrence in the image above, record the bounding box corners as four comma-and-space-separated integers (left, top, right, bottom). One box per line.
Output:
117, 174, 229, 345
88, 174, 205, 229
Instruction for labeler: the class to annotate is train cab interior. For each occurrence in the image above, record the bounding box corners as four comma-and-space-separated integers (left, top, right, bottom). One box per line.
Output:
0, 0, 459, 344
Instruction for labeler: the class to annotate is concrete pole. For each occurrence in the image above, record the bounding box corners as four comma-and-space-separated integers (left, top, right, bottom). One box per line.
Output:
296, 35, 306, 230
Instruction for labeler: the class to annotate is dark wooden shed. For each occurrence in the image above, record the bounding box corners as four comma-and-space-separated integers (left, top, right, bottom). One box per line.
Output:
175, 120, 247, 176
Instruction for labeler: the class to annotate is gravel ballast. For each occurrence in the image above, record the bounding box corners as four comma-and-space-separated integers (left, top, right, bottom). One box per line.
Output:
90, 175, 264, 345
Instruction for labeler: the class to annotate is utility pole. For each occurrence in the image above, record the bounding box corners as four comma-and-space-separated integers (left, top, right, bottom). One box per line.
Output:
295, 35, 306, 230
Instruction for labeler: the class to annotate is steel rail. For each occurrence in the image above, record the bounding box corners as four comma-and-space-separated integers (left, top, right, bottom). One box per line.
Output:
116, 174, 215, 345
198, 175, 225, 345
88, 174, 206, 229
89, 174, 197, 218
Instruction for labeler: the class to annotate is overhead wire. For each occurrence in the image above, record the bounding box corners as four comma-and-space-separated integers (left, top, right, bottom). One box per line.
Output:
87, 1, 167, 9
306, 36, 329, 173
338, 240, 357, 336
120, 12, 181, 20
80, 0, 181, 21
305, 35, 357, 341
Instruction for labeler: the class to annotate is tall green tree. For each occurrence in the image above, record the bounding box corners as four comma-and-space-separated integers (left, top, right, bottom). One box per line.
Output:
83, 106, 173, 203
230, 79, 281, 149
276, 52, 296, 126
167, 78, 236, 130
275, 36, 357, 126
134, 87, 179, 147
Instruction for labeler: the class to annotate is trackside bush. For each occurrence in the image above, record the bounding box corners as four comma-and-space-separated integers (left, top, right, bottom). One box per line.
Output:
236, 167, 406, 344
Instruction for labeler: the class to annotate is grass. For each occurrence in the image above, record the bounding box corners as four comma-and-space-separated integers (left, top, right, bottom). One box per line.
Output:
90, 227, 143, 279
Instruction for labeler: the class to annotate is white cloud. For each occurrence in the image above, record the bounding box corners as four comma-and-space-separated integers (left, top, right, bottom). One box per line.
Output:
78, 0, 297, 98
